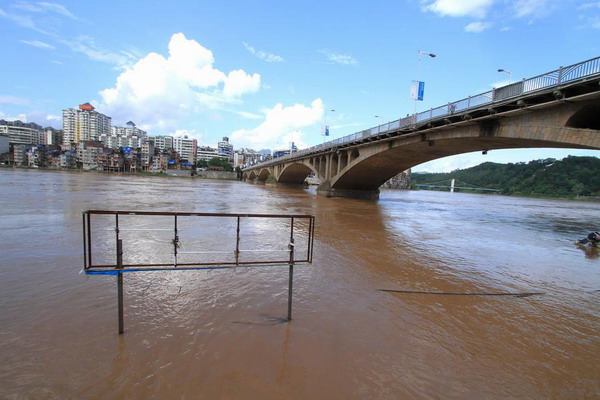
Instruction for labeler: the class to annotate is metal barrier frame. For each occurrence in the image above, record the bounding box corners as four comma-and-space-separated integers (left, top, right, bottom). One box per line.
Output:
82, 210, 316, 334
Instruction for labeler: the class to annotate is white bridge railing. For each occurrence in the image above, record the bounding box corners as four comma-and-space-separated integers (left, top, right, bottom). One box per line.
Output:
246, 56, 600, 170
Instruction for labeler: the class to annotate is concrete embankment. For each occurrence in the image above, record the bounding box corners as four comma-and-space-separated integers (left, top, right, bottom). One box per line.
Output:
166, 169, 238, 180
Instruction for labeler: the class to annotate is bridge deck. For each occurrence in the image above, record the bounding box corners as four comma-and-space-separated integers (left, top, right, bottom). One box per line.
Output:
245, 56, 600, 171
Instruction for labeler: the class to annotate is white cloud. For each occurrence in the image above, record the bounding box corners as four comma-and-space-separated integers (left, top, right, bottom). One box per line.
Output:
513, 0, 550, 18
320, 50, 357, 65
36, 2, 80, 20
236, 111, 262, 119
13, 1, 80, 20
423, 0, 495, 18
171, 129, 203, 142
0, 95, 30, 105
230, 99, 324, 149
464, 21, 493, 32
243, 42, 284, 63
578, 2, 600, 9
99, 33, 261, 131
0, 7, 47, 33
20, 39, 55, 49
491, 79, 512, 88
62, 36, 136, 68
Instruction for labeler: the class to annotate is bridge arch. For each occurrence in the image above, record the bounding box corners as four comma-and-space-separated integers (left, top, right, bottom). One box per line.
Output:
257, 168, 271, 181
566, 104, 600, 130
247, 171, 257, 181
278, 162, 318, 184
330, 120, 600, 192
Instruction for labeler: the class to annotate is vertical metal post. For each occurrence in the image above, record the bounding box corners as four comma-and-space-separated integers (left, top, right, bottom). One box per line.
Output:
174, 215, 178, 267
86, 212, 92, 268
235, 216, 240, 265
116, 214, 124, 334
287, 217, 295, 321
82, 212, 87, 269
310, 217, 315, 263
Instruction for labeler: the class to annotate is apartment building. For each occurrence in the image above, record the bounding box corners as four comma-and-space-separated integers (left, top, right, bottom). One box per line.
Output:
62, 103, 111, 147
172, 136, 197, 163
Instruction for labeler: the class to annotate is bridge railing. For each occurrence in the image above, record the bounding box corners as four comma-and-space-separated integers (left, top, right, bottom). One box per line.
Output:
246, 57, 600, 170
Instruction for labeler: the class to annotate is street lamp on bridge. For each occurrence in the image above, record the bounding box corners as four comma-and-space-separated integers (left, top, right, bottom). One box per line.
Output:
497, 68, 512, 84
323, 108, 335, 142
413, 50, 437, 117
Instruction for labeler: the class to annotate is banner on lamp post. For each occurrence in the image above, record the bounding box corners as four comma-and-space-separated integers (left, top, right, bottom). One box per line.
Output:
411, 80, 425, 101
321, 125, 329, 136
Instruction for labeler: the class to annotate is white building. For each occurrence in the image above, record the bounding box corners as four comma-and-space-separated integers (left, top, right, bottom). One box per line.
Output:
197, 146, 226, 163
0, 124, 45, 145
172, 136, 197, 163
218, 136, 234, 160
62, 103, 111, 147
101, 121, 146, 149
148, 135, 174, 151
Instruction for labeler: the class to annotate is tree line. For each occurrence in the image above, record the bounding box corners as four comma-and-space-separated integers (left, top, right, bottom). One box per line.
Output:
411, 156, 600, 197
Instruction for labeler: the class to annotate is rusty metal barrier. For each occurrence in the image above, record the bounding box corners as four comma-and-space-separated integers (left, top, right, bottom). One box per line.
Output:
82, 210, 316, 334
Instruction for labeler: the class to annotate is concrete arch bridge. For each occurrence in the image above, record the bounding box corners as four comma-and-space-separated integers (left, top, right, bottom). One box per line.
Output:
243, 57, 600, 199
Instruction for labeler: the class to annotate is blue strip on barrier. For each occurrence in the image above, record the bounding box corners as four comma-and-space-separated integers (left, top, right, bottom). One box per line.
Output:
84, 266, 235, 275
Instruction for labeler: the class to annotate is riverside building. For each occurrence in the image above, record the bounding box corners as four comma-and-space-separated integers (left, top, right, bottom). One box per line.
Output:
100, 121, 147, 149
173, 136, 197, 163
62, 103, 111, 147
0, 120, 45, 145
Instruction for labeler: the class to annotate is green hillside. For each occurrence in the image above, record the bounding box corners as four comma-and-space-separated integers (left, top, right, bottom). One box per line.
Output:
411, 156, 600, 197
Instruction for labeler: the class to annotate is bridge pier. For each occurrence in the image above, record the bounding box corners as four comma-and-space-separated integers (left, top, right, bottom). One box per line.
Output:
317, 183, 380, 200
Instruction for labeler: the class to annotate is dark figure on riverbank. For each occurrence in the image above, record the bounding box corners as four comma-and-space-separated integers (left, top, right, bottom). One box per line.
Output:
577, 231, 600, 247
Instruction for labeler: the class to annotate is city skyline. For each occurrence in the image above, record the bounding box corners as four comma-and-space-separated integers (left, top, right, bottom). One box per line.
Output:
1, 0, 600, 171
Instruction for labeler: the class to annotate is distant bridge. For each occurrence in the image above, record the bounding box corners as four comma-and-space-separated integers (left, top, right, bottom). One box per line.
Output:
414, 179, 501, 193
243, 57, 600, 199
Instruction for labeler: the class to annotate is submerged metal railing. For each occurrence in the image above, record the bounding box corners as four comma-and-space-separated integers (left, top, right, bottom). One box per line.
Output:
82, 210, 316, 333
246, 56, 600, 170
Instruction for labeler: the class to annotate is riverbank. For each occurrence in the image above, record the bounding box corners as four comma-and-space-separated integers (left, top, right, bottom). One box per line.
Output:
0, 165, 239, 181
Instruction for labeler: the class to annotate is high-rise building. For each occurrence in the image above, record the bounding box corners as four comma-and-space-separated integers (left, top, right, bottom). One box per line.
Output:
218, 136, 234, 161
173, 136, 197, 163
62, 103, 111, 147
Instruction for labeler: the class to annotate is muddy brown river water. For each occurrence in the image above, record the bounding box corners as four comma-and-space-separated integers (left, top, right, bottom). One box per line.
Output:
0, 169, 599, 399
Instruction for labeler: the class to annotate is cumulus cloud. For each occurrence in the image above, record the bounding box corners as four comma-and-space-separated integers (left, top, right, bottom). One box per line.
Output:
243, 42, 284, 63
98, 33, 260, 131
464, 21, 493, 32
320, 50, 357, 65
236, 111, 262, 119
171, 129, 203, 142
422, 0, 495, 18
230, 99, 324, 149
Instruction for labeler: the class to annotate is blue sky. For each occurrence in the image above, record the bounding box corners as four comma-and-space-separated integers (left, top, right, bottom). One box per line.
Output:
1, 0, 599, 171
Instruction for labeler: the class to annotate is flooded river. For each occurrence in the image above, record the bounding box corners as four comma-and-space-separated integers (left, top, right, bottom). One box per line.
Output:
1, 169, 599, 399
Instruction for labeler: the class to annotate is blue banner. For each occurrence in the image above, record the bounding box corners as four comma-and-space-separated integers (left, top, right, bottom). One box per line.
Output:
411, 80, 425, 101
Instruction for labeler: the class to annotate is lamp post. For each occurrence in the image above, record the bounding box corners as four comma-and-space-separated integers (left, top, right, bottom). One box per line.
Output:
497, 68, 512, 84
323, 108, 335, 142
414, 50, 436, 118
